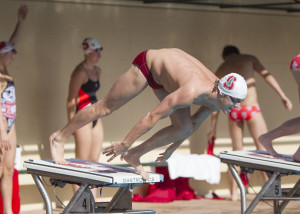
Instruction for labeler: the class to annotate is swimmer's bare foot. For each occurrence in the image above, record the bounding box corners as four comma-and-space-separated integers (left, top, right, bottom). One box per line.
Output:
49, 131, 67, 164
4, 210, 13, 214
230, 194, 240, 201
123, 151, 149, 180
258, 134, 280, 157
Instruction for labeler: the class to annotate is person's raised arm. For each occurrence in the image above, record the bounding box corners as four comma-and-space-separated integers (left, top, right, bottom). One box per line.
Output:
9, 5, 28, 47
253, 56, 293, 111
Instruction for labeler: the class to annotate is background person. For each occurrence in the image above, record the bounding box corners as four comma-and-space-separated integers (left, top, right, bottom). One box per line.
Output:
207, 45, 292, 201
67, 38, 104, 198
0, 5, 28, 214
259, 53, 300, 162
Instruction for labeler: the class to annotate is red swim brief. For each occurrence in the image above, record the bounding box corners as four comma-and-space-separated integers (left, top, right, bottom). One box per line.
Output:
229, 105, 261, 121
132, 50, 163, 89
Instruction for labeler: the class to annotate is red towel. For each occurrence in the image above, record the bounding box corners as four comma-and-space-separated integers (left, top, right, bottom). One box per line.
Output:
133, 166, 201, 203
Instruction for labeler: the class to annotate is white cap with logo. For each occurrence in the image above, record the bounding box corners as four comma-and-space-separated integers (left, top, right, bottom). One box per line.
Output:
82, 38, 103, 55
218, 73, 247, 100
0, 42, 17, 54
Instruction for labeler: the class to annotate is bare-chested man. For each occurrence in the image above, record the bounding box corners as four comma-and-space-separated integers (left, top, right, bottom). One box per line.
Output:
207, 45, 292, 200
49, 48, 248, 180
259, 53, 300, 162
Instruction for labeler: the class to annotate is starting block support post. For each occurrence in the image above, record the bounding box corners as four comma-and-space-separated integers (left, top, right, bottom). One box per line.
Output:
32, 174, 53, 214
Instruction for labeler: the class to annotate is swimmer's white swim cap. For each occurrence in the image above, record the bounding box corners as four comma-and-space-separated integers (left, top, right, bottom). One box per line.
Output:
82, 38, 103, 54
218, 73, 247, 100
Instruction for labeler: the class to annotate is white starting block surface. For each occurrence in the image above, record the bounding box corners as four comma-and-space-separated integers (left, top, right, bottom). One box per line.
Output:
219, 150, 300, 214
24, 159, 164, 214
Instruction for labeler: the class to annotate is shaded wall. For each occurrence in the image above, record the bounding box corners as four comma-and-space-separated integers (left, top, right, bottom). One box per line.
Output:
0, 0, 299, 158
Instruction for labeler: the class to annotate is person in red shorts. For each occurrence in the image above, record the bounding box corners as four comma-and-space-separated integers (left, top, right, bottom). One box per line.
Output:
259, 53, 300, 162
207, 45, 292, 201
50, 48, 248, 180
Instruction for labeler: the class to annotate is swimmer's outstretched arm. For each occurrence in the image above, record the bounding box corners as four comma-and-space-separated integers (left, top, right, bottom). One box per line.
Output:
103, 87, 199, 161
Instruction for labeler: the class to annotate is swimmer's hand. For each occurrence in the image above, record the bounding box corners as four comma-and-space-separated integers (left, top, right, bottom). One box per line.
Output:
0, 130, 10, 150
282, 96, 293, 111
49, 130, 67, 164
18, 5, 29, 22
103, 141, 129, 162
155, 151, 172, 165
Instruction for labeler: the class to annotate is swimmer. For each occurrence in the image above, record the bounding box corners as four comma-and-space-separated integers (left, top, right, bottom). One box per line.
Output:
67, 38, 104, 198
50, 48, 248, 180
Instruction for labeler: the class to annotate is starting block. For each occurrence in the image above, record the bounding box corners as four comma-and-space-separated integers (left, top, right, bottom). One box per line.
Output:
219, 150, 300, 214
24, 159, 164, 214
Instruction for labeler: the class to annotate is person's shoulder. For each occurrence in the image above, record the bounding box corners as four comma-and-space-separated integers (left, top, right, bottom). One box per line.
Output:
241, 54, 258, 60
95, 65, 101, 72
71, 64, 86, 78
95, 66, 102, 76
0, 73, 13, 82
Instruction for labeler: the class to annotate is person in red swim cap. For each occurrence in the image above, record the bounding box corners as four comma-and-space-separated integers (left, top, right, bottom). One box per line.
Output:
259, 53, 300, 162
66, 37, 104, 199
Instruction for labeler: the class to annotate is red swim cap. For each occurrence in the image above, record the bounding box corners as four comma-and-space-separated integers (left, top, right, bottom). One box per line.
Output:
290, 53, 300, 70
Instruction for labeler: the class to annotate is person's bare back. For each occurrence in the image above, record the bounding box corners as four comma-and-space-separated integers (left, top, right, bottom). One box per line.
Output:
215, 54, 263, 105
147, 48, 216, 93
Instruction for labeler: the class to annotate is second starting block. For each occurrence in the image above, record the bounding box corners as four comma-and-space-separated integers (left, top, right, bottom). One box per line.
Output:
219, 150, 300, 214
